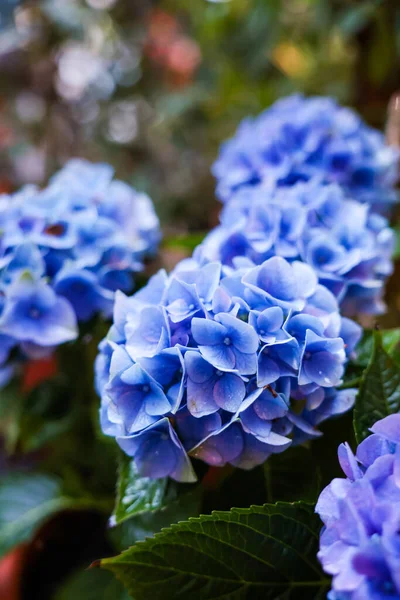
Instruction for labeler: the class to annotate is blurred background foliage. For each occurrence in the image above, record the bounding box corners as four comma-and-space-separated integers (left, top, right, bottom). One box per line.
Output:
0, 0, 399, 233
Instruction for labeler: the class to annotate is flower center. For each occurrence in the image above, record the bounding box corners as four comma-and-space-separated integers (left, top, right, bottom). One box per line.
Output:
29, 307, 41, 319
142, 385, 150, 393
223, 337, 231, 346
44, 223, 66, 237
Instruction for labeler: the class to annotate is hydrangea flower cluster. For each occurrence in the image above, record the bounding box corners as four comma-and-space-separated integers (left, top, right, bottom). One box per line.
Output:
96, 254, 361, 481
197, 181, 394, 316
316, 415, 400, 600
0, 159, 160, 384
213, 94, 399, 207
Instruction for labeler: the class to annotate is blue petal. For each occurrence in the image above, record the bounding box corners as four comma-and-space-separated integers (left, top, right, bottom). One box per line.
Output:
191, 317, 226, 346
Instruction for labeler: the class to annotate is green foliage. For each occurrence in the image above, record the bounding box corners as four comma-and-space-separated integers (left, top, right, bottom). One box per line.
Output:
101, 502, 329, 600
354, 328, 400, 369
162, 232, 207, 253
264, 446, 321, 504
338, 1, 383, 36
110, 488, 202, 552
354, 330, 400, 443
0, 382, 24, 453
56, 568, 130, 600
0, 472, 94, 558
16, 379, 76, 453
112, 453, 196, 526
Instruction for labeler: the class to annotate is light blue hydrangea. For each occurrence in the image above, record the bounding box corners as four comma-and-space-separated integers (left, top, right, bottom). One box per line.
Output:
316, 414, 400, 600
96, 255, 360, 482
198, 181, 394, 316
213, 94, 399, 208
0, 159, 161, 384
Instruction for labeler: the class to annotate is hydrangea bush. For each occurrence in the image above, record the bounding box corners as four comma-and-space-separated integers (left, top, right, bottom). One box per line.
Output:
0, 159, 160, 384
213, 94, 399, 207
1, 94, 399, 600
316, 415, 400, 600
96, 254, 361, 481
198, 181, 394, 315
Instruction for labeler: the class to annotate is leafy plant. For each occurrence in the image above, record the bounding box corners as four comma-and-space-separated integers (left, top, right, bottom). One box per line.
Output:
354, 330, 400, 443
100, 502, 329, 600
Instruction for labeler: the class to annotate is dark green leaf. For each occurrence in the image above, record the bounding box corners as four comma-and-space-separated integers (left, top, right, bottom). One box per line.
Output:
351, 328, 400, 369
101, 502, 329, 600
393, 226, 400, 260
0, 378, 77, 454
56, 568, 130, 600
338, 1, 382, 36
112, 453, 194, 526
264, 446, 321, 503
0, 472, 108, 558
18, 379, 76, 452
0, 473, 69, 557
0, 383, 24, 453
109, 489, 202, 552
354, 330, 400, 443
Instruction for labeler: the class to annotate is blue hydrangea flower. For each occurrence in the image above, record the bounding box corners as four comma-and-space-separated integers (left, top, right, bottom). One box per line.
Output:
316, 414, 400, 600
198, 181, 394, 316
0, 159, 160, 381
213, 94, 399, 207
185, 350, 246, 417
0, 277, 77, 348
96, 254, 360, 482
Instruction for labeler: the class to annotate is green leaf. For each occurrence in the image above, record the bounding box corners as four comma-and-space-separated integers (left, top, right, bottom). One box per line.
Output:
0, 378, 78, 454
18, 379, 76, 452
112, 453, 195, 526
0, 473, 70, 557
354, 330, 400, 444
351, 328, 400, 369
393, 226, 400, 260
101, 502, 329, 600
264, 446, 321, 504
0, 383, 24, 453
0, 472, 107, 558
109, 489, 202, 552
338, 1, 382, 36
56, 568, 130, 600
162, 232, 207, 253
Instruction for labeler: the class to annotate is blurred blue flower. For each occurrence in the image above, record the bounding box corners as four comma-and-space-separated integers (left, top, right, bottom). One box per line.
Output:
213, 94, 399, 208
0, 158, 160, 382
54, 268, 114, 321
0, 277, 77, 347
316, 414, 400, 600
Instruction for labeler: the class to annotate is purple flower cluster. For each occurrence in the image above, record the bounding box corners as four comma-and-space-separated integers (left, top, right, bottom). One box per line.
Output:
316, 415, 400, 600
213, 94, 399, 208
198, 181, 394, 316
96, 255, 361, 481
0, 159, 160, 384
